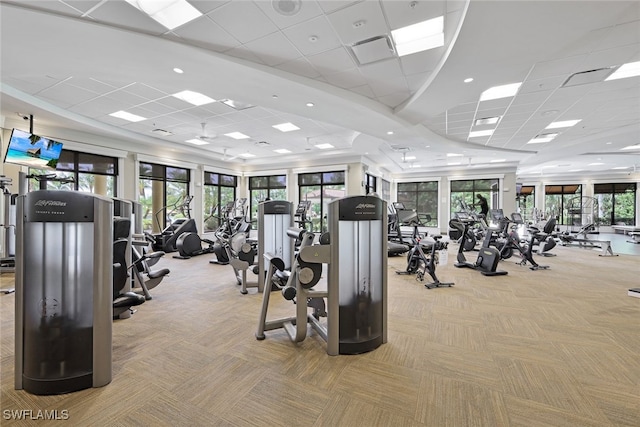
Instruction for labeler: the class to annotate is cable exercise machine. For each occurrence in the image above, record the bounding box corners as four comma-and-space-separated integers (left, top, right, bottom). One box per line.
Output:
256, 195, 387, 355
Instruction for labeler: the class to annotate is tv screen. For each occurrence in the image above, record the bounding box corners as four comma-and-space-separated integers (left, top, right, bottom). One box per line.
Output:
3, 128, 63, 170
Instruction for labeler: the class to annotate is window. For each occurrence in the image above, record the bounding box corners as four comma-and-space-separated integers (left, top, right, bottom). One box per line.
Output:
517, 186, 535, 221
544, 184, 581, 225
204, 172, 237, 232
249, 175, 287, 224
299, 171, 346, 232
29, 149, 118, 195
380, 179, 391, 203
594, 183, 636, 226
450, 179, 499, 218
365, 173, 377, 195
396, 181, 438, 226
139, 162, 190, 232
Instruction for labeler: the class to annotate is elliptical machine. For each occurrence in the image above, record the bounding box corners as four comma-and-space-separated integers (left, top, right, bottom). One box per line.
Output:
449, 217, 507, 276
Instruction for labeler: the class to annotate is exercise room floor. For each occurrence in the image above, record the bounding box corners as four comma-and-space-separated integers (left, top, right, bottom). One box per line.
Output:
1, 241, 638, 426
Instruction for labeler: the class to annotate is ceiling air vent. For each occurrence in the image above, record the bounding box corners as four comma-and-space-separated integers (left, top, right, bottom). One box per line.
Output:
561, 67, 615, 87
151, 129, 173, 136
349, 35, 396, 66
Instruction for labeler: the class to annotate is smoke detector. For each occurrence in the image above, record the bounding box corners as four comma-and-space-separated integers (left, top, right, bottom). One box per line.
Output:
272, 0, 301, 16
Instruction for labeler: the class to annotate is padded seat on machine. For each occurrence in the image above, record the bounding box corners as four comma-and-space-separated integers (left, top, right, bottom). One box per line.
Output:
112, 222, 146, 314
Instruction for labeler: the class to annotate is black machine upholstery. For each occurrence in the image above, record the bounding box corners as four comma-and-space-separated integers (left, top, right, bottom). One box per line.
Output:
113, 217, 145, 314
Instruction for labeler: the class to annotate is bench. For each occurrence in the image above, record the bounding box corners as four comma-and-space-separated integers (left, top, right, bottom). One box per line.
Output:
560, 236, 617, 256
612, 225, 640, 235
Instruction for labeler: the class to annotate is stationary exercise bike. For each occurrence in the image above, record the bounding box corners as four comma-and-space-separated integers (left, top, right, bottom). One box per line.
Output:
500, 213, 549, 270
396, 222, 454, 289
449, 218, 507, 276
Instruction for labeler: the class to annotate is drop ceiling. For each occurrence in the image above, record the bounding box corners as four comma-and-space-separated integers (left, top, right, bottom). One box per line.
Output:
0, 0, 639, 179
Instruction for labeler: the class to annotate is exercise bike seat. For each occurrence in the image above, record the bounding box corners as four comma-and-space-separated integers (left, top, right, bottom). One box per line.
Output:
113, 291, 146, 309
148, 267, 170, 280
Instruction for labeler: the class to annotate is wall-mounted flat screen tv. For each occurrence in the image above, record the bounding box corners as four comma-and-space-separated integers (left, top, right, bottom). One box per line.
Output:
3, 128, 63, 170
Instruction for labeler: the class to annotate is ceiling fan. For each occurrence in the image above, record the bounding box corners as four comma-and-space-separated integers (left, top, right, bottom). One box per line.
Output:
195, 122, 217, 142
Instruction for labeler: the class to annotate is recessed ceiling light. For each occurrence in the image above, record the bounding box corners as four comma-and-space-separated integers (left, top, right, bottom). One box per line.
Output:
474, 117, 500, 126
173, 68, 184, 74
274, 148, 292, 154
172, 90, 215, 106
411, 164, 421, 168
541, 109, 559, 117
425, 145, 430, 148
306, 102, 314, 107
588, 162, 605, 166
109, 110, 146, 122
447, 153, 463, 157
391, 16, 444, 57
239, 152, 256, 158
387, 131, 394, 135
490, 159, 506, 163
612, 166, 629, 170
448, 162, 461, 166
405, 156, 417, 160
185, 138, 209, 145
224, 132, 250, 140
468, 130, 494, 138
124, 0, 202, 30
308, 35, 318, 42
480, 82, 522, 101
568, 169, 583, 172
546, 119, 582, 129
464, 78, 473, 83
605, 60, 640, 81
606, 142, 612, 145
272, 95, 279, 99
621, 144, 640, 150
272, 122, 300, 132
315, 143, 334, 149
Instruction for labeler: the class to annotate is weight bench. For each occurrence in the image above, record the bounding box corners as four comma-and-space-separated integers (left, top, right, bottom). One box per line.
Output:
627, 232, 640, 244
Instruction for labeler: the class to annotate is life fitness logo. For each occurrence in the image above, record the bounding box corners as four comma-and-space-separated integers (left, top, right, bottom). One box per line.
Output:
35, 200, 67, 207
355, 203, 376, 215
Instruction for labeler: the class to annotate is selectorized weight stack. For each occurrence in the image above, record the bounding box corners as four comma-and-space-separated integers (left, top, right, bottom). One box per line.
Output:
257, 195, 387, 355
15, 191, 113, 395
230, 200, 293, 294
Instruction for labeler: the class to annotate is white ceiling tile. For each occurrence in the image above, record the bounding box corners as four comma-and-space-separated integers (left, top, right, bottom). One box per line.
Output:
349, 84, 376, 99
123, 83, 170, 101
19, 1, 82, 15
61, 1, 103, 14
377, 91, 411, 108
254, 0, 324, 29
66, 77, 119, 95
200, 102, 240, 115
3, 76, 65, 95
528, 55, 589, 80
224, 45, 267, 65
208, 1, 279, 44
39, 84, 100, 107
326, 0, 388, 45
400, 49, 441, 75
323, 68, 367, 89
580, 44, 640, 71
190, 0, 231, 14
274, 57, 322, 78
67, 96, 123, 117
307, 47, 356, 74
282, 15, 342, 56
382, 0, 444, 30
405, 72, 429, 92
87, 1, 168, 35
173, 16, 241, 52
100, 90, 149, 109
317, 1, 362, 14
519, 76, 567, 95
244, 31, 302, 66
369, 78, 408, 97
